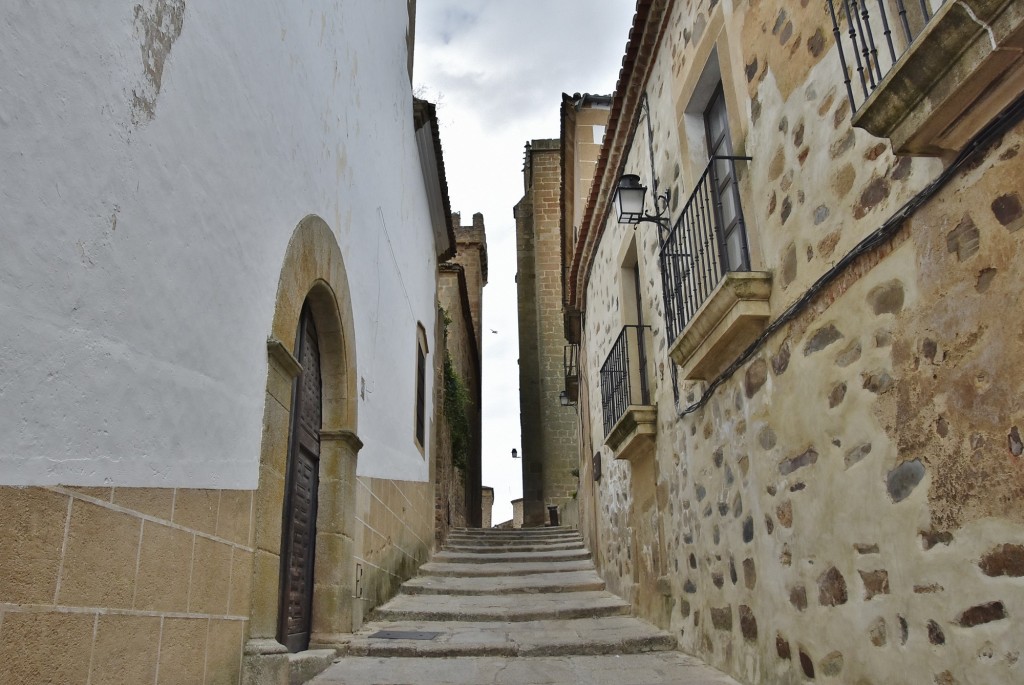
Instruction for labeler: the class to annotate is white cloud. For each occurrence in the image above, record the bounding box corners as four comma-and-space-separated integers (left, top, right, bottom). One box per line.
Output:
415, 0, 634, 525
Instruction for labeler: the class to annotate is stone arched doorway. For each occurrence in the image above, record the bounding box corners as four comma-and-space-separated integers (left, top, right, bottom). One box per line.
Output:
244, 216, 362, 678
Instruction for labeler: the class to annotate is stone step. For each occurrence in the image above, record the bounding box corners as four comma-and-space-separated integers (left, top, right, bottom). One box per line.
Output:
288, 649, 336, 685
337, 616, 677, 658
445, 535, 584, 547
452, 526, 577, 534
311, 653, 742, 685
418, 558, 595, 578
371, 591, 631, 622
444, 540, 589, 548
432, 548, 591, 565
449, 527, 581, 536
401, 569, 605, 595
443, 540, 585, 553
450, 528, 580, 535
447, 530, 580, 542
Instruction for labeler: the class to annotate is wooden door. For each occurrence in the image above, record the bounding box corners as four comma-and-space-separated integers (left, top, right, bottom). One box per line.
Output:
279, 303, 322, 653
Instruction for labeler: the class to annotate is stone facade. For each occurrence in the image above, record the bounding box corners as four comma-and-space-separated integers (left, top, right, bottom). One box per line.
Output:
434, 212, 488, 544
515, 140, 582, 526
561, 2, 1024, 685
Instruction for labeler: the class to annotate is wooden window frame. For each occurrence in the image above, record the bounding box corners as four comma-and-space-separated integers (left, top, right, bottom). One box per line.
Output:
414, 324, 428, 454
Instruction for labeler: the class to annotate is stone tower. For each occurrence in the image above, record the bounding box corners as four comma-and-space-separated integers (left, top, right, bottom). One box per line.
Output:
514, 140, 579, 526
450, 211, 488, 350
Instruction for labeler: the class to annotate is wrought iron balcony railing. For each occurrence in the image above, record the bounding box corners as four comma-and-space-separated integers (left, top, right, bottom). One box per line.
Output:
600, 325, 653, 437
827, 0, 947, 113
660, 155, 752, 346
564, 343, 580, 402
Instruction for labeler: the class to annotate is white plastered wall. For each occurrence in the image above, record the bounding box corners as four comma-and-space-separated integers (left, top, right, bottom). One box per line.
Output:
0, 0, 435, 488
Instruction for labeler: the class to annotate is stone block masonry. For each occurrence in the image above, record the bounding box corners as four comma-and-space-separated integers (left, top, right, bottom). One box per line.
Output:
353, 477, 434, 627
516, 140, 581, 526
0, 485, 253, 684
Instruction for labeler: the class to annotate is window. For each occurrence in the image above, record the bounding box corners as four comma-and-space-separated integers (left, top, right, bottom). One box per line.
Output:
414, 325, 428, 451
664, 48, 771, 381
600, 237, 656, 460
663, 50, 757, 346
704, 85, 749, 272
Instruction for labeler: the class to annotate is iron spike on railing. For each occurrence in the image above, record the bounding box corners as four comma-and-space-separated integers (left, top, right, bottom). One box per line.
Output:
827, 0, 859, 114
876, 0, 898, 64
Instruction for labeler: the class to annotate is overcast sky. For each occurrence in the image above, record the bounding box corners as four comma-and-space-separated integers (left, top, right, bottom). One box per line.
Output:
414, 1, 636, 524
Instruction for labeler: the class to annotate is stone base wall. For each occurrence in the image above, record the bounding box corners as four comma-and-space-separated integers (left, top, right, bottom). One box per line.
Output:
352, 477, 433, 628
0, 485, 253, 685
433, 409, 466, 546
0, 477, 435, 683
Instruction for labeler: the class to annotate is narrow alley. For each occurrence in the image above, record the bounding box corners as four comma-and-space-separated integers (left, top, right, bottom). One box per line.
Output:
3, 2, 1024, 684
311, 527, 740, 684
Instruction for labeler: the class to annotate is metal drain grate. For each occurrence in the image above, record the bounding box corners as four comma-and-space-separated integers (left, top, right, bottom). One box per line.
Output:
368, 630, 442, 640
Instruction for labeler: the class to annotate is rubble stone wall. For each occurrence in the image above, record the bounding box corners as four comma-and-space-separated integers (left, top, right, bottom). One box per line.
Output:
579, 1, 1024, 684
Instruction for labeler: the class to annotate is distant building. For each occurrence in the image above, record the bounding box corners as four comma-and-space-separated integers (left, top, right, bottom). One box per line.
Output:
435, 209, 488, 542
514, 95, 611, 527
511, 498, 525, 530
481, 486, 495, 528
525, 1, 1024, 684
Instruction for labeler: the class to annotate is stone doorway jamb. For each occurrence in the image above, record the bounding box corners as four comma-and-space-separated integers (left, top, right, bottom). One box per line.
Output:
243, 215, 360, 684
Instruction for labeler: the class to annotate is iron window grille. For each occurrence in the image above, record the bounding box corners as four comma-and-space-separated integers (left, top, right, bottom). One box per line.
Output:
599, 325, 653, 437
659, 155, 752, 346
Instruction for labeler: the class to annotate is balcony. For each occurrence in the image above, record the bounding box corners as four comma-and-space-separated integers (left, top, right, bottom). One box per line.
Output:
600, 325, 656, 461
564, 343, 580, 404
827, 0, 1024, 155
661, 156, 771, 381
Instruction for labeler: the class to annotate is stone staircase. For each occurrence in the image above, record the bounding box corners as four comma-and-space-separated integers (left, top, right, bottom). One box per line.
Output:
312, 527, 740, 684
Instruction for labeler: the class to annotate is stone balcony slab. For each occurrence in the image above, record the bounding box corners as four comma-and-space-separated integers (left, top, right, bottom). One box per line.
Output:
852, 0, 1024, 155
605, 405, 657, 462
669, 271, 772, 381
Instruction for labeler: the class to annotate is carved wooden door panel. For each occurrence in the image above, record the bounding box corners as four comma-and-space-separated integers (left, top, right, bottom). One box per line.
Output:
279, 303, 322, 653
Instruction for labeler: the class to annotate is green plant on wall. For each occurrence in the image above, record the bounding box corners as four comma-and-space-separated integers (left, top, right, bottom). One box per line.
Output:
440, 307, 472, 472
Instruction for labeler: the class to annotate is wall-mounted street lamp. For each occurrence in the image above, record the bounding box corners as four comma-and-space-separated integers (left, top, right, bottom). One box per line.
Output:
614, 174, 648, 224
613, 174, 672, 244
559, 391, 571, 407
511, 448, 520, 459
